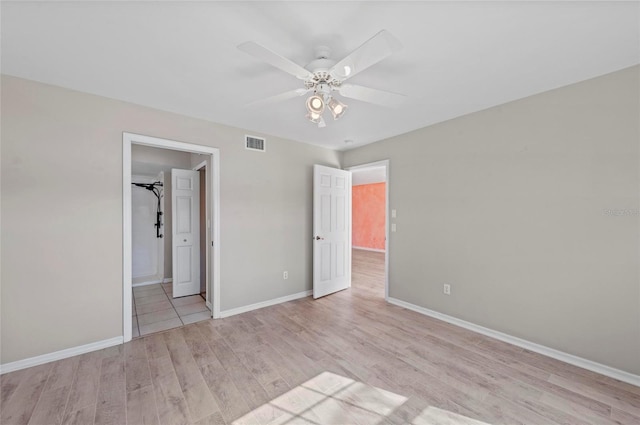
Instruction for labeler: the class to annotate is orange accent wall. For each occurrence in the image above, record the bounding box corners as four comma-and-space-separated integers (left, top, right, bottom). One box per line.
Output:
352, 182, 386, 250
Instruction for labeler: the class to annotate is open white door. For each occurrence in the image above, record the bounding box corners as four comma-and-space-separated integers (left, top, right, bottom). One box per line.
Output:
172, 168, 200, 298
313, 165, 352, 298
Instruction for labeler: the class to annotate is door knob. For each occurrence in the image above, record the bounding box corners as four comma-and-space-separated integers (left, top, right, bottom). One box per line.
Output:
314, 236, 324, 240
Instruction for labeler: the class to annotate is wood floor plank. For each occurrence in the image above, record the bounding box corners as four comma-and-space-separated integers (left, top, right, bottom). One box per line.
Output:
548, 373, 640, 418
61, 404, 96, 425
205, 338, 270, 410
199, 361, 251, 423
26, 385, 69, 425
43, 357, 80, 393
181, 324, 219, 368
144, 333, 170, 360
522, 348, 640, 397
233, 346, 282, 388
125, 339, 152, 393
151, 370, 191, 425
1, 363, 51, 425
163, 329, 219, 422
63, 351, 103, 414
253, 342, 309, 388
192, 411, 226, 425
611, 406, 640, 424
538, 391, 618, 425
1, 369, 29, 411
260, 329, 323, 379
261, 378, 290, 400
126, 385, 159, 425
94, 355, 126, 425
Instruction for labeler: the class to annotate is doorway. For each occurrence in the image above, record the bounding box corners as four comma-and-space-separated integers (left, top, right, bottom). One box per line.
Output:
345, 160, 390, 300
123, 133, 220, 342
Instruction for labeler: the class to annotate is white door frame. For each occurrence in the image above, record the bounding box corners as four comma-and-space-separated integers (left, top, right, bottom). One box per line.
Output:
344, 159, 390, 301
123, 132, 221, 343
193, 160, 211, 310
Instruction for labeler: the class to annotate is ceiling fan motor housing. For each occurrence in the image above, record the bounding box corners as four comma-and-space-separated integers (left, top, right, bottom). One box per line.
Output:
304, 46, 341, 91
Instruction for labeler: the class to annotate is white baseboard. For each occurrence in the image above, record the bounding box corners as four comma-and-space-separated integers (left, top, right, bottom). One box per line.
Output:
0, 336, 123, 375
220, 290, 312, 318
206, 301, 212, 310
162, 278, 173, 283
132, 279, 162, 287
387, 297, 640, 387
352, 246, 385, 253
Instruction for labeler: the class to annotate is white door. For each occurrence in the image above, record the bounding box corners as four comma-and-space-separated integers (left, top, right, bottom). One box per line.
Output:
172, 169, 200, 298
313, 165, 352, 298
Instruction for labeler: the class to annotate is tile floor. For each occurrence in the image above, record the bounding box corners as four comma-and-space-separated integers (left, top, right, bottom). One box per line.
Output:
132, 282, 210, 337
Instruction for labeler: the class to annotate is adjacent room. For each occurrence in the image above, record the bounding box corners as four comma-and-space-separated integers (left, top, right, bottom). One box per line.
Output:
1, 2, 639, 425
350, 163, 388, 300
131, 144, 212, 337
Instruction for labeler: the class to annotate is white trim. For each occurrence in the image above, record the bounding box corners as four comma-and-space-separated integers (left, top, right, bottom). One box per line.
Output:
123, 136, 132, 342
345, 159, 390, 301
123, 132, 222, 344
220, 290, 312, 318
162, 278, 173, 283
211, 149, 221, 318
387, 297, 640, 387
352, 246, 385, 253
206, 301, 212, 311
193, 160, 207, 171
0, 337, 123, 375
192, 160, 210, 310
132, 280, 163, 287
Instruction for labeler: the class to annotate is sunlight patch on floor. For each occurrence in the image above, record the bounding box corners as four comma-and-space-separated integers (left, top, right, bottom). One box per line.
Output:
232, 371, 491, 425
413, 406, 491, 425
232, 371, 406, 424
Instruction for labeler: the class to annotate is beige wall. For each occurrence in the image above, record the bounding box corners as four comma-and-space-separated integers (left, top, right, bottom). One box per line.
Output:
132, 145, 193, 279
343, 66, 640, 374
0, 75, 340, 363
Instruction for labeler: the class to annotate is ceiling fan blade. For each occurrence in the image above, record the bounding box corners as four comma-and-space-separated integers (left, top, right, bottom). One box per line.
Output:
238, 41, 312, 80
330, 30, 402, 80
338, 84, 406, 108
245, 88, 309, 108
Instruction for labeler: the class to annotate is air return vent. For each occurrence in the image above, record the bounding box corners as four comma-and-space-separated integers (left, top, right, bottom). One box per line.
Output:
245, 135, 266, 152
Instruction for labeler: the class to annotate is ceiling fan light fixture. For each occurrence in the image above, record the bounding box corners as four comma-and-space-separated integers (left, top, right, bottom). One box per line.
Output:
306, 95, 325, 114
328, 97, 348, 120
306, 111, 322, 124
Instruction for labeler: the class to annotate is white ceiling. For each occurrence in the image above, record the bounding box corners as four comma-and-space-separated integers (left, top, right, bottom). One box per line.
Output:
2, 2, 638, 151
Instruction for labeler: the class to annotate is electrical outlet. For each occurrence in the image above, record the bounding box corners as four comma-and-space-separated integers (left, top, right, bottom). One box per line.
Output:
391, 209, 397, 218
283, 271, 288, 280
443, 284, 451, 295
391, 223, 397, 232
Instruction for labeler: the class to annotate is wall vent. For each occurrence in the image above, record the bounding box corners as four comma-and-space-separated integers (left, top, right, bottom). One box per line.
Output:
245, 135, 266, 152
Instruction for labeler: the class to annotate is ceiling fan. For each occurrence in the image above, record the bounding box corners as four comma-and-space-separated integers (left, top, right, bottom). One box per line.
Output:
238, 30, 406, 128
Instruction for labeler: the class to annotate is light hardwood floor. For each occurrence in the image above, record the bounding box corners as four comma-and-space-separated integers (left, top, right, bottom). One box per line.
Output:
2, 249, 639, 424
